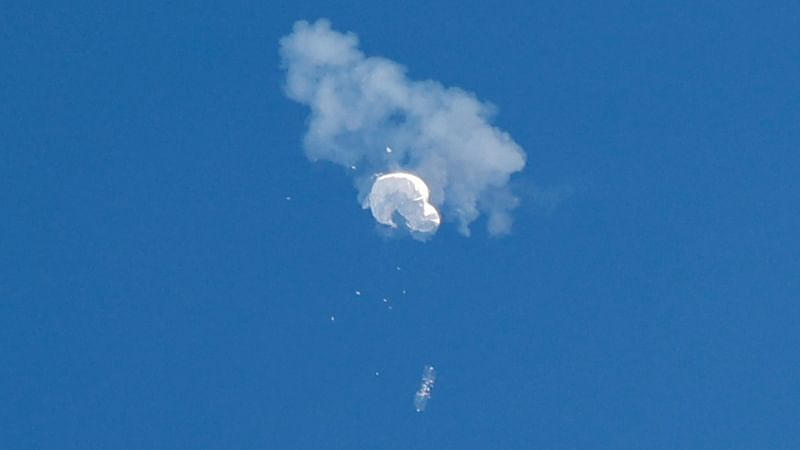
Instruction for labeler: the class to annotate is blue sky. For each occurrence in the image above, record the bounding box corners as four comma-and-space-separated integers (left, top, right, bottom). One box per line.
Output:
2, 1, 799, 448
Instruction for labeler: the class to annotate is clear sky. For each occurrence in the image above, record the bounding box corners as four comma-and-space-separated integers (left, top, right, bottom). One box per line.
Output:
2, 1, 799, 449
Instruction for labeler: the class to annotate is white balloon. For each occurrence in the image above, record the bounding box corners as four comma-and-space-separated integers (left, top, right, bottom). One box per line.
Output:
367, 172, 440, 233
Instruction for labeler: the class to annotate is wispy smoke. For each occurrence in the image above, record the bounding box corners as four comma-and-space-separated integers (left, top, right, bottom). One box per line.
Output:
280, 19, 526, 236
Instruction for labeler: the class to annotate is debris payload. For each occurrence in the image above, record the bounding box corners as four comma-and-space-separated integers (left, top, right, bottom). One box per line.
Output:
414, 365, 436, 412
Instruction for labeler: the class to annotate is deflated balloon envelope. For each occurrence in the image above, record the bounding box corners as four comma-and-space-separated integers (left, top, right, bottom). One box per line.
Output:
367, 172, 440, 233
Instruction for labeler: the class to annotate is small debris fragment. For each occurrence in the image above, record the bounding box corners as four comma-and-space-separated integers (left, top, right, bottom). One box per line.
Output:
355, 290, 361, 296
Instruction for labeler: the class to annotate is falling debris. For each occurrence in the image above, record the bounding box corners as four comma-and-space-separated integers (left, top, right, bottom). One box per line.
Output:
354, 290, 361, 296
396, 266, 401, 271
386, 146, 393, 153
414, 365, 436, 412
402, 290, 407, 295
285, 196, 292, 201
382, 298, 388, 303
367, 172, 440, 234
375, 371, 380, 376
330, 315, 335, 321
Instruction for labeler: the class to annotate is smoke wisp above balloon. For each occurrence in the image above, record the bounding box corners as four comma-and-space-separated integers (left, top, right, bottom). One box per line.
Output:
280, 19, 527, 236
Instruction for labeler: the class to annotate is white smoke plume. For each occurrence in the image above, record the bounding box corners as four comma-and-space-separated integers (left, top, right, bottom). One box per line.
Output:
280, 19, 526, 236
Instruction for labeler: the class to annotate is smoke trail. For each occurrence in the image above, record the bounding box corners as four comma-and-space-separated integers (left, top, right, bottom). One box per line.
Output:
280, 19, 526, 236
